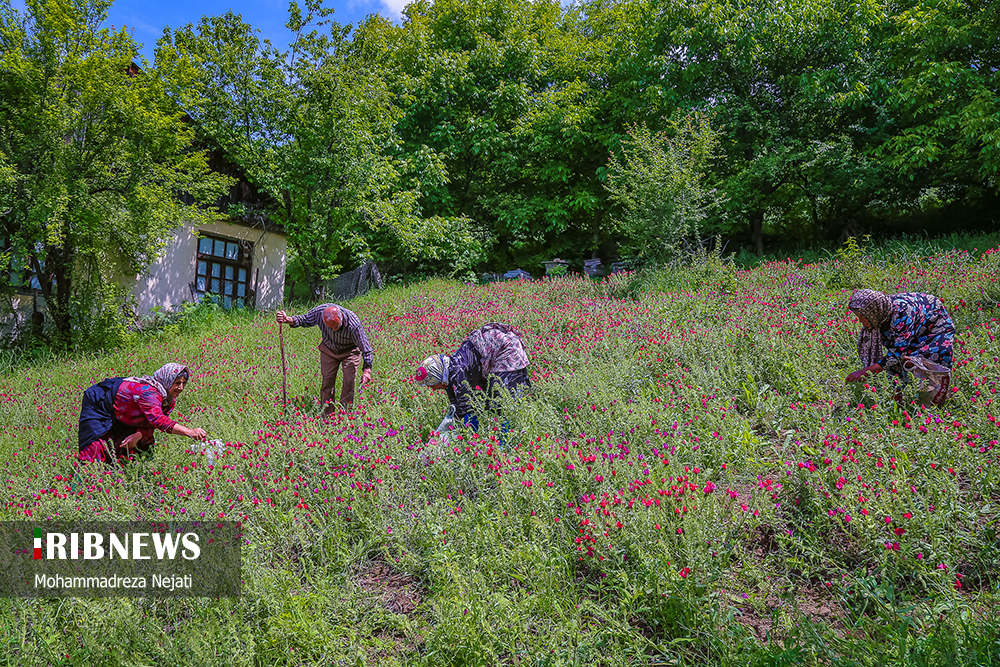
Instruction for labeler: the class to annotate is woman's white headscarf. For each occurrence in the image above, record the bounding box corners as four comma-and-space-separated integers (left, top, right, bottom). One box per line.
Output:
414, 355, 451, 386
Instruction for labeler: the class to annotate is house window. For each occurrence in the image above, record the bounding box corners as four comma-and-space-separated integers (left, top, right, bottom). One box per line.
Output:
195, 234, 253, 309
3, 238, 45, 294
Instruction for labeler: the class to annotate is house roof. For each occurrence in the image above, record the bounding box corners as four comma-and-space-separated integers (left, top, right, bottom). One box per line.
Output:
220, 209, 288, 236
201, 142, 287, 235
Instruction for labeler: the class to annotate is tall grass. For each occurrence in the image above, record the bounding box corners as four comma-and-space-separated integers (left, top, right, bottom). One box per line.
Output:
1, 243, 999, 666
730, 230, 1000, 269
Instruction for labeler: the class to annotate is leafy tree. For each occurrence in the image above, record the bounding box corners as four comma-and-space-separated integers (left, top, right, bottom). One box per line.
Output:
870, 0, 999, 188
159, 1, 482, 298
664, 0, 891, 253
354, 0, 669, 272
0, 0, 230, 348
605, 112, 722, 263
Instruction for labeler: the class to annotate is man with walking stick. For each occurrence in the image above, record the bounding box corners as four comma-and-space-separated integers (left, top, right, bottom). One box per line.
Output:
275, 304, 374, 414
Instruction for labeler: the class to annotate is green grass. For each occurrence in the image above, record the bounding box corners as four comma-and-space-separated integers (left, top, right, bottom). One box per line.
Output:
1, 244, 999, 666
730, 230, 1000, 269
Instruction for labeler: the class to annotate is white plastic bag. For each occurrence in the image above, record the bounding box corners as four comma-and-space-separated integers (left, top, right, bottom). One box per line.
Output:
190, 439, 226, 465
903, 356, 950, 404
421, 405, 457, 467
433, 405, 457, 445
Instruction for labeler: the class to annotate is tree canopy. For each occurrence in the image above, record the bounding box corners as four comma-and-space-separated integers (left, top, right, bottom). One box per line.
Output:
0, 0, 231, 348
157, 1, 484, 297
4, 0, 997, 348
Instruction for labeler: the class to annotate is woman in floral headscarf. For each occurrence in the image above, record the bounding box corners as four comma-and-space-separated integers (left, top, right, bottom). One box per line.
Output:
414, 323, 531, 444
78, 363, 207, 465
845, 289, 955, 406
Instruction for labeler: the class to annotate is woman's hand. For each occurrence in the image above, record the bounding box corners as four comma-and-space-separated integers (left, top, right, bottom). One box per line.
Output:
846, 369, 868, 383
846, 363, 882, 383
173, 424, 208, 440
122, 432, 143, 451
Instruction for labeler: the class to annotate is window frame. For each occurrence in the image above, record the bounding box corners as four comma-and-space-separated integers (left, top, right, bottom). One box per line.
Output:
194, 233, 254, 309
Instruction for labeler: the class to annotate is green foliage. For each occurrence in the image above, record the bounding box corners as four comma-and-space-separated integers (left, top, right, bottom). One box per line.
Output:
145, 0, 1000, 276
0, 0, 232, 349
600, 269, 644, 301
670, 0, 927, 255
69, 278, 138, 352
157, 2, 482, 299
605, 113, 724, 264
875, 0, 1000, 185
352, 0, 680, 271
684, 237, 739, 292
825, 236, 887, 290
546, 264, 567, 277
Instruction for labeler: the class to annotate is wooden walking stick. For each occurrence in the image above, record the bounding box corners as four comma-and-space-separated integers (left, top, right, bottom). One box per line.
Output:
279, 319, 288, 414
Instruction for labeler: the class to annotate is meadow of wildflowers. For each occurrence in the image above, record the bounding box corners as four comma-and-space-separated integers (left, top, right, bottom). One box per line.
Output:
1, 245, 999, 666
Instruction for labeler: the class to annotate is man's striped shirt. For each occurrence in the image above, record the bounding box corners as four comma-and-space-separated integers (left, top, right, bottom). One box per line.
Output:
290, 304, 374, 369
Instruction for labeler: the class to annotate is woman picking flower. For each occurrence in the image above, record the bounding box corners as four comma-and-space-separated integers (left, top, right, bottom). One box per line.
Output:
414, 323, 531, 446
78, 362, 207, 465
845, 289, 955, 406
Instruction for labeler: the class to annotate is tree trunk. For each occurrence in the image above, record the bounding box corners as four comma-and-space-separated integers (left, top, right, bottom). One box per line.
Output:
298, 254, 324, 302
749, 210, 765, 256
810, 195, 822, 240
31, 243, 73, 348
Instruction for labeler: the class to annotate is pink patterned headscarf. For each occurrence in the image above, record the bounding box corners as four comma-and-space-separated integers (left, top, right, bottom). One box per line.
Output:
466, 323, 529, 375
848, 289, 893, 368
